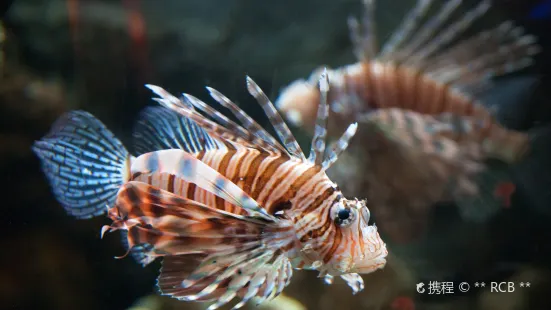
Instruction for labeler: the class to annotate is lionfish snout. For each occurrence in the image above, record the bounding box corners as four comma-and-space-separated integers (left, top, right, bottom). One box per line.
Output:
351, 199, 388, 274
352, 224, 388, 274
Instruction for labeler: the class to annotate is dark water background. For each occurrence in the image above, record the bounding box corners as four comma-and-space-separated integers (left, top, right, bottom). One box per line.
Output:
1, 1, 551, 309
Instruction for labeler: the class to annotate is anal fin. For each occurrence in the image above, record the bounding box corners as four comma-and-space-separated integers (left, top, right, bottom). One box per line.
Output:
455, 160, 515, 222
105, 182, 295, 309
118, 230, 156, 267
512, 124, 551, 216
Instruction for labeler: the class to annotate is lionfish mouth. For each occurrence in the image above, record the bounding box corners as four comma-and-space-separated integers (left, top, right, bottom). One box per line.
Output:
320, 247, 388, 277
351, 224, 389, 274
351, 249, 388, 274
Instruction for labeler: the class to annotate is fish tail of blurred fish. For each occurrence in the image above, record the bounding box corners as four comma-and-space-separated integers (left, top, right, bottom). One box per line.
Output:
453, 117, 551, 219
508, 124, 551, 216
466, 121, 551, 219
452, 160, 517, 222
276, 0, 541, 131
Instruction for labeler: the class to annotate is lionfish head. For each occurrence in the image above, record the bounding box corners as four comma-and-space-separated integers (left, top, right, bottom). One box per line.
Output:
322, 197, 388, 276
275, 66, 343, 129
279, 67, 387, 277
275, 66, 354, 131
274, 77, 319, 129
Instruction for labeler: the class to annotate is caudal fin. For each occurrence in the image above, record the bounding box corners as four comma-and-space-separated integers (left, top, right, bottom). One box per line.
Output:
455, 160, 515, 222
477, 75, 540, 129
512, 125, 551, 216
32, 110, 130, 219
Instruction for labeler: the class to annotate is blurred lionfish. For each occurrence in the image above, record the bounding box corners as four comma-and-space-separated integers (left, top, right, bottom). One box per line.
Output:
275, 0, 550, 242
32, 71, 388, 309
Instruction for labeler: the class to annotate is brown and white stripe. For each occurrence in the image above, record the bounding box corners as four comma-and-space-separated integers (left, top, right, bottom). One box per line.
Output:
360, 108, 530, 164
125, 145, 383, 275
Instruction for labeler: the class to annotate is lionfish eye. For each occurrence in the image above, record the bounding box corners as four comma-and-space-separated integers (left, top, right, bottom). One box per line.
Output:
333, 204, 356, 227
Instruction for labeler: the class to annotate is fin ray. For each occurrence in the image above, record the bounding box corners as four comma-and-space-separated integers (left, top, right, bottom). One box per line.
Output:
133, 106, 221, 155
145, 84, 284, 154
399, 0, 462, 60
347, 0, 378, 61
380, 0, 433, 58
107, 182, 294, 309
181, 94, 251, 143
308, 68, 330, 166
245, 76, 307, 161
322, 123, 358, 171
361, 0, 378, 59
408, 1, 492, 65
206, 86, 287, 154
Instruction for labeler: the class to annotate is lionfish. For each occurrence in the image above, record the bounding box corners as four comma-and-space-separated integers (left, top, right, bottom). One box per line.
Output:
275, 0, 550, 242
32, 70, 388, 309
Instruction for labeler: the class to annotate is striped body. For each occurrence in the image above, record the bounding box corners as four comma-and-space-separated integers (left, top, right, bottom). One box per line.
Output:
131, 147, 315, 216
280, 57, 533, 166
324, 62, 490, 116
129, 145, 380, 271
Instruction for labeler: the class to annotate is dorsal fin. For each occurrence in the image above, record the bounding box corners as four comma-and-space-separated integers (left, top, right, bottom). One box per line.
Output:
307, 69, 359, 170
180, 94, 251, 144
146, 84, 283, 154
245, 76, 307, 161
308, 69, 330, 166
206, 86, 287, 154
145, 74, 358, 167
379, 0, 434, 58
348, 0, 378, 61
133, 106, 223, 155
183, 92, 283, 155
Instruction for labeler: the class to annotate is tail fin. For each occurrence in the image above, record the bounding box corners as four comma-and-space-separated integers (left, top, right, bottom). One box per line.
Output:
32, 110, 130, 219
455, 160, 515, 222
512, 125, 551, 216
477, 75, 540, 129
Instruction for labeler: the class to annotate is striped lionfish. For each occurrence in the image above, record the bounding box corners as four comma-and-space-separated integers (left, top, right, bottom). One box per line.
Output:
275, 0, 550, 242
32, 70, 388, 309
